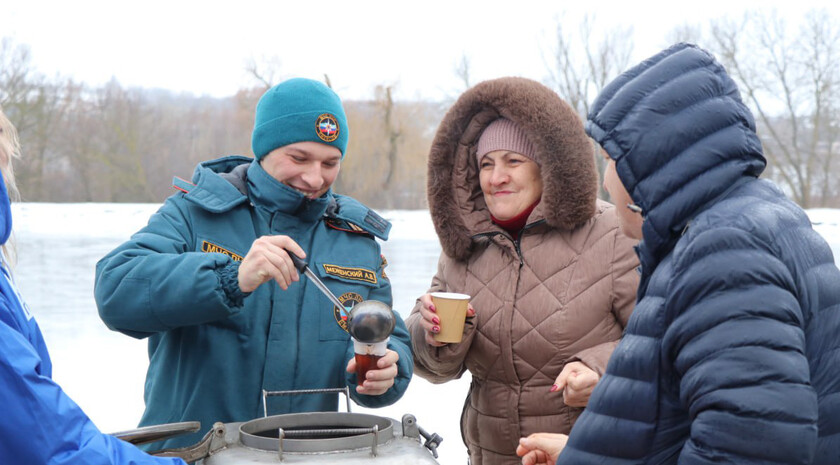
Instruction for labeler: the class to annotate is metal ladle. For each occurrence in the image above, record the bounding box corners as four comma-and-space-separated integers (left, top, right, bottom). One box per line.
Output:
290, 254, 395, 343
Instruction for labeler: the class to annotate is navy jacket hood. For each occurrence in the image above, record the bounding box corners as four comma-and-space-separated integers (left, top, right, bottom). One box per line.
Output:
586, 43, 766, 268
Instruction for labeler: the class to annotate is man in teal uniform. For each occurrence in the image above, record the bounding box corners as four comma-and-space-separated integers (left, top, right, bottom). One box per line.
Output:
94, 78, 413, 450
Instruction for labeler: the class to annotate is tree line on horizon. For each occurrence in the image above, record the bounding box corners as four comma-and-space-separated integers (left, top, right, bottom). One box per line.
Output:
1, 8, 838, 210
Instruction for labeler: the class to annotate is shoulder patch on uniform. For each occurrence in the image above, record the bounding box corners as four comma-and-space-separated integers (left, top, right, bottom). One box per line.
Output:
332, 292, 363, 332
325, 217, 371, 235
202, 241, 243, 262
322, 263, 377, 284
364, 210, 388, 234
173, 176, 195, 194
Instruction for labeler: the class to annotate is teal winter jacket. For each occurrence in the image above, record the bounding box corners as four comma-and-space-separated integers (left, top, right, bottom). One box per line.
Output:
94, 156, 412, 450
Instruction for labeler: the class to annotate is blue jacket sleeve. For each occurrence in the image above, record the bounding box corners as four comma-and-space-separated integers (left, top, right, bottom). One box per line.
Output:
0, 301, 186, 464
665, 227, 818, 464
94, 197, 240, 339
344, 256, 413, 408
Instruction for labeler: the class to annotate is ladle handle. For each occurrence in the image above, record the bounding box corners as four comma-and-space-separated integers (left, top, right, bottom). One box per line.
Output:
287, 251, 347, 311
289, 253, 308, 273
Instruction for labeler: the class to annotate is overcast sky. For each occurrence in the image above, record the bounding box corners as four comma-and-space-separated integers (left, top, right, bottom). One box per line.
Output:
2, 0, 836, 101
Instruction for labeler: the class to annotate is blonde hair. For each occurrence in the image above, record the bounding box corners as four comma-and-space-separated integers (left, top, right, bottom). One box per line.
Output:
0, 105, 20, 267
0, 105, 20, 201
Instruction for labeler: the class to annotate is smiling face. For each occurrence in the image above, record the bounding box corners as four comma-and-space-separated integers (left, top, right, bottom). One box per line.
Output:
478, 150, 543, 221
601, 150, 644, 240
260, 141, 342, 199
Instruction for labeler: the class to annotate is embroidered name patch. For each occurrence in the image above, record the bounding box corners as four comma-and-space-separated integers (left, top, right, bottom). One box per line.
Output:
333, 292, 363, 332
202, 241, 243, 262
322, 264, 377, 284
316, 113, 339, 142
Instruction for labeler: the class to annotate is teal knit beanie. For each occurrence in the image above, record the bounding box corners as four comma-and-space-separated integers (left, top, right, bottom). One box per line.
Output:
251, 78, 349, 160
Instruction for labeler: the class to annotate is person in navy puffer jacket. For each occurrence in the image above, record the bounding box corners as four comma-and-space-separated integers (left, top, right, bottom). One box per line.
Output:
517, 43, 840, 465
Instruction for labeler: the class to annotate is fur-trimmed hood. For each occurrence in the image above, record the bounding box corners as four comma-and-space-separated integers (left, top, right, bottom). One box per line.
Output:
427, 77, 598, 260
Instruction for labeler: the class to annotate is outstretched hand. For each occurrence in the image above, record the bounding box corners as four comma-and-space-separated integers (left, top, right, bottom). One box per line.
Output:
516, 433, 568, 465
552, 361, 599, 407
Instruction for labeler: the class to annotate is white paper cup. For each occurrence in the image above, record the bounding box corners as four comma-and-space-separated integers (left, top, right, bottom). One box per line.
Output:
352, 337, 389, 381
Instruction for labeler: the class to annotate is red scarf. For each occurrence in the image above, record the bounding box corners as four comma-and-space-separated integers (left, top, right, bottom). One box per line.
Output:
490, 199, 540, 241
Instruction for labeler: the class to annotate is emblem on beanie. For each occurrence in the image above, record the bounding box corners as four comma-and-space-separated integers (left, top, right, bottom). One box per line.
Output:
316, 113, 340, 142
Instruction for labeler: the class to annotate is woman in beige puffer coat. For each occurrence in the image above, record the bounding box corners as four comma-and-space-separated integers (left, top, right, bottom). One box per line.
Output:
406, 77, 639, 465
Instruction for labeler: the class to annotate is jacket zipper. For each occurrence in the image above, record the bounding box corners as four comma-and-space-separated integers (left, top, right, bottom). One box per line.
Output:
472, 219, 546, 268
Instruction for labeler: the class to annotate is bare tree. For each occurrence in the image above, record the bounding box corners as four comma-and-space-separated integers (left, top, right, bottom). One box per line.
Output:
54, 82, 100, 201
377, 85, 401, 196
454, 53, 472, 91
708, 9, 840, 208
543, 13, 634, 200
244, 55, 283, 91
337, 90, 441, 210
0, 37, 72, 200
665, 23, 704, 46
544, 13, 634, 118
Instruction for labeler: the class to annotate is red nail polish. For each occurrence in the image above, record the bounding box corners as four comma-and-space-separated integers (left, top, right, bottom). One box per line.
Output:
549, 384, 559, 392
432, 317, 440, 325
430, 305, 436, 312
433, 325, 440, 333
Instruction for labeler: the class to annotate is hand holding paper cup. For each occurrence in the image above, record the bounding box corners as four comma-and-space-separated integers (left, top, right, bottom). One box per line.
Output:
431, 292, 471, 343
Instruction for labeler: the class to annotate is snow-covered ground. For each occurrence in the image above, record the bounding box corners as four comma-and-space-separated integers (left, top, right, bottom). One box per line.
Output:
9, 203, 840, 465
806, 208, 840, 265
